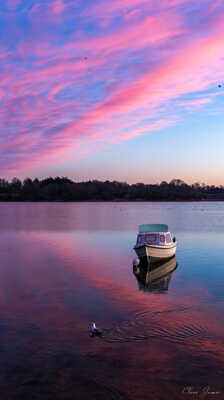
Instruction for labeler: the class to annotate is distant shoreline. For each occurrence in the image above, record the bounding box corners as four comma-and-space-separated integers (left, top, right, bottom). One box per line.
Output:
1, 199, 224, 203
1, 177, 224, 202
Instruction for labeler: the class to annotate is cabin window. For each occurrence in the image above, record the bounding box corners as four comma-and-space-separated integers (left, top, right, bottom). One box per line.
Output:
145, 234, 157, 243
160, 234, 165, 243
166, 233, 171, 243
137, 235, 144, 244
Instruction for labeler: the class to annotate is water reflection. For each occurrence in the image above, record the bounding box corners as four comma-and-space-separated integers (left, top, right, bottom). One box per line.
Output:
0, 203, 224, 399
133, 256, 178, 292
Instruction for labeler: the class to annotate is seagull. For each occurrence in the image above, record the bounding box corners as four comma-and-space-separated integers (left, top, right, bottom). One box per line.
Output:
90, 322, 102, 336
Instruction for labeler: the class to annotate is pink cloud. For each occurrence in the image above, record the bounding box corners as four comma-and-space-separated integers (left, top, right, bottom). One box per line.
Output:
7, 0, 21, 10
178, 98, 212, 109
86, 0, 149, 17
47, 82, 68, 102
1, 0, 224, 176
52, 0, 65, 14
0, 89, 5, 101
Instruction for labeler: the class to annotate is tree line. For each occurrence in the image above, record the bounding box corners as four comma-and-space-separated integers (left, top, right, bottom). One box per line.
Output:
0, 177, 224, 201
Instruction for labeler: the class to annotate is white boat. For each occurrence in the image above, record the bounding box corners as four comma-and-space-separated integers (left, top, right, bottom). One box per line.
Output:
134, 224, 177, 262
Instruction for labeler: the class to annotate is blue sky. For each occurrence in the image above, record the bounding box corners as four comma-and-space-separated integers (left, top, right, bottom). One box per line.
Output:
0, 0, 224, 184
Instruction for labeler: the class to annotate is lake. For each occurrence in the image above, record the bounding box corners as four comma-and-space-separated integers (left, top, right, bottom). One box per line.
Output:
0, 202, 223, 399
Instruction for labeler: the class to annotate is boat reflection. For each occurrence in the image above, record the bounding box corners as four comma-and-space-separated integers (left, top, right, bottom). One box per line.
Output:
133, 256, 178, 293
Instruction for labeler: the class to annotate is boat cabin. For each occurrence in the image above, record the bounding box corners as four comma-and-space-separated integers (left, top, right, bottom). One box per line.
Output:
136, 224, 173, 246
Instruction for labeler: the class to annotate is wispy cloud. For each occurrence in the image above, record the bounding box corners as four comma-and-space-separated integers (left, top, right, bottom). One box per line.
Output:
0, 0, 224, 176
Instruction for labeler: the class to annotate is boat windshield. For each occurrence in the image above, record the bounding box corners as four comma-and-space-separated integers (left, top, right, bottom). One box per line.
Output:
137, 232, 172, 245
137, 234, 158, 244
146, 234, 157, 243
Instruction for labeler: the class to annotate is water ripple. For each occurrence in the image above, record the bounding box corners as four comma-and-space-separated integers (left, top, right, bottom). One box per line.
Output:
101, 308, 213, 344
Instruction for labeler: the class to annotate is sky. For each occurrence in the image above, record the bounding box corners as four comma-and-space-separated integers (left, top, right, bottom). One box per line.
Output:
0, 0, 224, 185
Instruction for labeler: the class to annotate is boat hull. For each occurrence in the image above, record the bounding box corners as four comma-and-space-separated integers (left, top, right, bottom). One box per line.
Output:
134, 243, 176, 262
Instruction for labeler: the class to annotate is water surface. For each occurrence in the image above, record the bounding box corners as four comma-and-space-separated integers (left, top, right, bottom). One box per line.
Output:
0, 202, 223, 399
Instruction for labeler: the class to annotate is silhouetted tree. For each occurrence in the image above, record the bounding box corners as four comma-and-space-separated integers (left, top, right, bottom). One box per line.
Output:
0, 177, 223, 202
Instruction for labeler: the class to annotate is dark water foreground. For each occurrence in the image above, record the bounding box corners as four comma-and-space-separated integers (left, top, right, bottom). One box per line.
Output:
0, 202, 223, 399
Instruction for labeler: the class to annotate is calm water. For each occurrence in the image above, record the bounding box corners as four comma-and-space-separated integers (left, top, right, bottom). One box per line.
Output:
0, 202, 224, 399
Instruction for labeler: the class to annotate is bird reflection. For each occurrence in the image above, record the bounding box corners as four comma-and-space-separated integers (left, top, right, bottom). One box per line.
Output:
133, 256, 178, 293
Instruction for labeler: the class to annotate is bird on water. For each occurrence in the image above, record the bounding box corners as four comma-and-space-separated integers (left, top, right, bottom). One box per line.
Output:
90, 322, 102, 336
